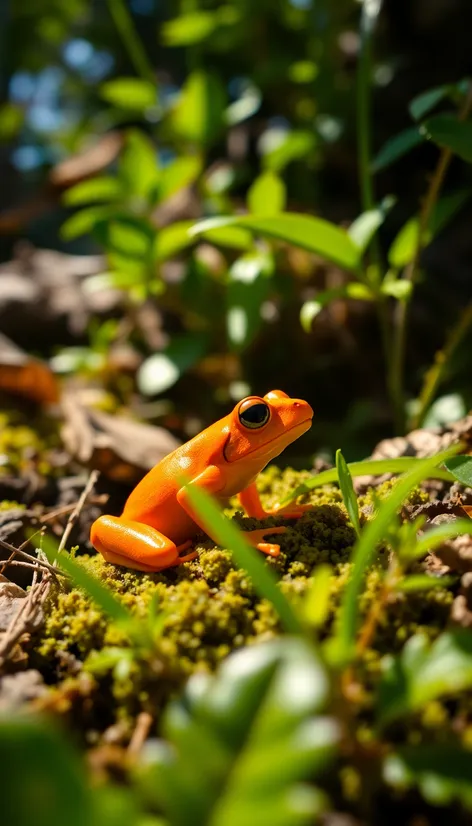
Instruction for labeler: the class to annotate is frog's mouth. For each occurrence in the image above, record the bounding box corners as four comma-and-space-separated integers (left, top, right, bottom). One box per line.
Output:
223, 416, 312, 463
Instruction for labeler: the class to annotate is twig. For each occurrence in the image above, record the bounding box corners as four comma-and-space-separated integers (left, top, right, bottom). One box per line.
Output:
0, 572, 52, 670
0, 540, 66, 578
127, 711, 153, 759
57, 470, 100, 554
40, 494, 108, 524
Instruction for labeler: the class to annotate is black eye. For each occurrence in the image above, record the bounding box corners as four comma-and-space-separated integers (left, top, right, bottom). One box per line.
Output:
238, 400, 270, 429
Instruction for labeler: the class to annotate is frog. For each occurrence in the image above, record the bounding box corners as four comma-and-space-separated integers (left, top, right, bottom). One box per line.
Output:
90, 390, 313, 572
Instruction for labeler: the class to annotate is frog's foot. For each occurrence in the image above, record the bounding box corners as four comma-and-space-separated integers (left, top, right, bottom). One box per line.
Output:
243, 526, 287, 557
268, 502, 313, 520
90, 515, 198, 572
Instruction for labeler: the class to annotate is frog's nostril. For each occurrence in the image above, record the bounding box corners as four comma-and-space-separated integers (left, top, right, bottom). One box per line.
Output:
293, 402, 300, 407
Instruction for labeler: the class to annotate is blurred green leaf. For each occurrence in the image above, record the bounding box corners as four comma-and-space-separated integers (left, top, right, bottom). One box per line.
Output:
383, 745, 472, 810
61, 206, 115, 240
158, 156, 202, 202
63, 176, 123, 206
226, 252, 273, 351
0, 717, 91, 826
409, 518, 472, 560
147, 638, 337, 826
348, 209, 385, 251
225, 82, 262, 126
395, 574, 456, 593
280, 457, 455, 506
100, 77, 157, 111
0, 102, 24, 140
372, 127, 423, 173
444, 455, 472, 487
303, 564, 333, 629
190, 214, 361, 271
424, 115, 472, 162
119, 129, 160, 202
184, 483, 303, 634
388, 189, 470, 268
161, 11, 218, 46
153, 221, 195, 261
102, 217, 153, 260
333, 446, 461, 663
380, 277, 412, 300
247, 171, 286, 215
263, 130, 316, 172
137, 332, 209, 396
171, 71, 226, 145
336, 449, 361, 537
409, 85, 451, 121
378, 630, 472, 725
300, 283, 373, 332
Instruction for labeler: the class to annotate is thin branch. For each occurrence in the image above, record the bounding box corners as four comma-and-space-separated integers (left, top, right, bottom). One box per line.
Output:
57, 470, 100, 554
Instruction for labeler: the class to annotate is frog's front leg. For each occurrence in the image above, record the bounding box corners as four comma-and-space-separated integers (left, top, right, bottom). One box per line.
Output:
90, 515, 197, 572
177, 468, 285, 557
239, 482, 312, 521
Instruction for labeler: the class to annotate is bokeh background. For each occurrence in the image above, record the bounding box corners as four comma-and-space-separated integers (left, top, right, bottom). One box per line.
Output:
1, 0, 472, 464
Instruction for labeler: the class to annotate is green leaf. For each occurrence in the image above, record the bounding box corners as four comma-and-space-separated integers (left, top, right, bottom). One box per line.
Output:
63, 176, 123, 206
302, 564, 333, 629
395, 574, 456, 593
372, 127, 424, 173
247, 171, 286, 215
378, 630, 472, 725
383, 745, 472, 810
158, 156, 202, 202
300, 284, 373, 332
408, 518, 472, 560
388, 189, 471, 268
333, 446, 461, 663
145, 638, 338, 826
119, 129, 160, 201
225, 82, 262, 126
61, 206, 115, 241
280, 457, 455, 507
100, 77, 157, 111
409, 85, 451, 121
336, 449, 361, 537
137, 332, 209, 396
153, 221, 195, 261
424, 114, 472, 163
161, 11, 218, 46
348, 209, 385, 252
171, 71, 226, 145
183, 483, 303, 635
226, 252, 273, 351
262, 130, 316, 172
189, 213, 361, 271
444, 455, 472, 487
379, 274, 413, 301
0, 717, 92, 826
0, 102, 24, 140
102, 217, 153, 260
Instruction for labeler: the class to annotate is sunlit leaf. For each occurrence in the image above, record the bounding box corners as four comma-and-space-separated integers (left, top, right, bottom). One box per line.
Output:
300, 284, 373, 332
61, 206, 116, 240
171, 71, 226, 145
189, 214, 361, 271
444, 455, 472, 487
100, 77, 157, 111
303, 564, 333, 629
226, 252, 273, 351
378, 630, 472, 725
119, 129, 160, 201
423, 114, 472, 163
161, 11, 218, 46
137, 332, 209, 396
158, 156, 202, 202
63, 176, 123, 206
372, 127, 424, 173
336, 449, 361, 536
153, 221, 195, 261
408, 518, 472, 560
247, 171, 286, 215
0, 102, 24, 140
395, 574, 456, 592
262, 130, 316, 172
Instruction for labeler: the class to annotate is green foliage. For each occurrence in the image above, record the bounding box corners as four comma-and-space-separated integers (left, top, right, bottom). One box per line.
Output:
137, 332, 209, 395
100, 77, 157, 111
378, 631, 472, 726
140, 638, 339, 826
444, 455, 472, 487
424, 115, 472, 163
335, 449, 361, 537
383, 746, 472, 809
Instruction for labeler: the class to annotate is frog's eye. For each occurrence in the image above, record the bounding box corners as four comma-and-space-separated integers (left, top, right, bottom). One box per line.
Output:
238, 399, 271, 429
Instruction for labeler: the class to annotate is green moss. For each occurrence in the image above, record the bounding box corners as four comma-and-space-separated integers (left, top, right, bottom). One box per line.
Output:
33, 465, 455, 727
0, 411, 59, 476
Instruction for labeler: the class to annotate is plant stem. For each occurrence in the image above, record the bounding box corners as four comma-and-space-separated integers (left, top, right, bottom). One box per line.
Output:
390, 82, 472, 434
107, 0, 155, 83
411, 302, 472, 429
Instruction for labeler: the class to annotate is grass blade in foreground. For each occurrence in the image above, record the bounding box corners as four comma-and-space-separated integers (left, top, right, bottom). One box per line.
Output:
184, 482, 303, 635
331, 445, 461, 663
280, 456, 455, 506
336, 449, 361, 536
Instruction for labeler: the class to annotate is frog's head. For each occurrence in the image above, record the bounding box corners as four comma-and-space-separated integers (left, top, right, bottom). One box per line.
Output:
223, 390, 313, 464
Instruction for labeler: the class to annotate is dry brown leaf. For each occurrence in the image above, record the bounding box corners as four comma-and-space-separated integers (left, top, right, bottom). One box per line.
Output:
61, 391, 180, 484
0, 333, 59, 405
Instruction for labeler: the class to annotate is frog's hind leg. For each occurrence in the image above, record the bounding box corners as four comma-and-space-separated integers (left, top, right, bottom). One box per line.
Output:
90, 515, 197, 572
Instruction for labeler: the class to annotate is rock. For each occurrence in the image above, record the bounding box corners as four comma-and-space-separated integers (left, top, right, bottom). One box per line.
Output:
0, 669, 46, 710
0, 575, 27, 631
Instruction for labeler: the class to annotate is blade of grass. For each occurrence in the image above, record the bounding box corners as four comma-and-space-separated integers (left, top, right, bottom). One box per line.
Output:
336, 449, 361, 536
409, 518, 472, 560
183, 482, 303, 635
279, 457, 455, 506
331, 444, 462, 663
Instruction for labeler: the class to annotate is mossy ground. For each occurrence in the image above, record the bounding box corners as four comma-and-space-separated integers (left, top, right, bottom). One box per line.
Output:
31, 466, 453, 736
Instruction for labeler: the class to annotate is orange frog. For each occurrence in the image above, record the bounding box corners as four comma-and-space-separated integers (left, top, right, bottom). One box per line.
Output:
90, 390, 313, 572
